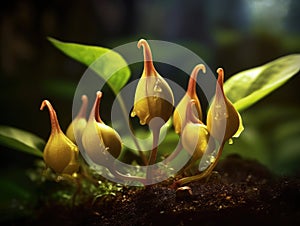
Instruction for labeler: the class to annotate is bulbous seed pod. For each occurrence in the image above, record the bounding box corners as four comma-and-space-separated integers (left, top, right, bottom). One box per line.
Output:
81, 91, 122, 165
66, 95, 88, 144
173, 64, 206, 134
207, 68, 240, 143
181, 100, 210, 159
40, 100, 79, 175
131, 39, 174, 128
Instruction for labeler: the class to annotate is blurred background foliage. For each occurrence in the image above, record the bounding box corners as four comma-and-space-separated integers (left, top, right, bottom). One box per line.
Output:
0, 0, 300, 215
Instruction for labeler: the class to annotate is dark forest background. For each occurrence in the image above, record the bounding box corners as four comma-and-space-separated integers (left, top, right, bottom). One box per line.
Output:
1, 0, 300, 172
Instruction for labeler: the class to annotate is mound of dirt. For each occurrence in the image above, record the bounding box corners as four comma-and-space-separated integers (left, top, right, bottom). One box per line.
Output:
21, 155, 300, 226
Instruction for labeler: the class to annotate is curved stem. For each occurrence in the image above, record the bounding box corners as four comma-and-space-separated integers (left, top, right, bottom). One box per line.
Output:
173, 141, 225, 188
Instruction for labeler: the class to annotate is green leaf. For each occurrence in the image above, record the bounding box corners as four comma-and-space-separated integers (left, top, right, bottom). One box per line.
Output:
224, 54, 300, 111
0, 126, 45, 157
48, 37, 131, 94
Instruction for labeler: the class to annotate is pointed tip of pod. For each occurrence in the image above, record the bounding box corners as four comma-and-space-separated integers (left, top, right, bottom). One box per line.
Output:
96, 91, 102, 99
187, 64, 206, 97
89, 91, 103, 123
40, 100, 62, 134
215, 68, 225, 102
76, 95, 88, 119
40, 100, 47, 111
137, 38, 155, 75
137, 38, 147, 49
195, 64, 206, 74
216, 68, 224, 89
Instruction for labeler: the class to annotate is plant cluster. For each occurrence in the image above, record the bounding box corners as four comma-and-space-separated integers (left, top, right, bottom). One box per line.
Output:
0, 38, 299, 200
39, 39, 244, 187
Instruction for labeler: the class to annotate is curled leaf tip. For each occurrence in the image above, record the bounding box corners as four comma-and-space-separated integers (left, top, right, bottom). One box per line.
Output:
40, 100, 46, 111
187, 64, 206, 96
196, 64, 206, 74
137, 39, 154, 74
40, 100, 61, 133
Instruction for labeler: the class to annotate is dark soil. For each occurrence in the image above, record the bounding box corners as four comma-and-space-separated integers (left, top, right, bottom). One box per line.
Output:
21, 155, 300, 225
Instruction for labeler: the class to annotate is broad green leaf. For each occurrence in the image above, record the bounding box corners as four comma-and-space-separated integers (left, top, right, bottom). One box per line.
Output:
48, 37, 131, 94
0, 125, 45, 157
224, 54, 300, 111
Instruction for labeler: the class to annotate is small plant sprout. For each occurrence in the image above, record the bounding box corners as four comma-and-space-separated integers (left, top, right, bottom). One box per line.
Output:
174, 68, 242, 186
207, 68, 242, 144
131, 39, 174, 166
82, 91, 148, 185
40, 100, 80, 176
167, 64, 207, 164
81, 91, 122, 166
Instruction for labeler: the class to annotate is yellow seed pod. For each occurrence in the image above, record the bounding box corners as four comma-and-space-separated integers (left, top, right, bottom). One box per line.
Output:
207, 68, 240, 143
131, 39, 174, 128
40, 100, 79, 175
81, 92, 122, 165
173, 64, 206, 134
66, 95, 88, 144
181, 100, 210, 159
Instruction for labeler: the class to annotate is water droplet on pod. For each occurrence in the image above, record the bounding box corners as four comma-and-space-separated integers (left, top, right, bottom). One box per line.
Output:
153, 79, 162, 93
